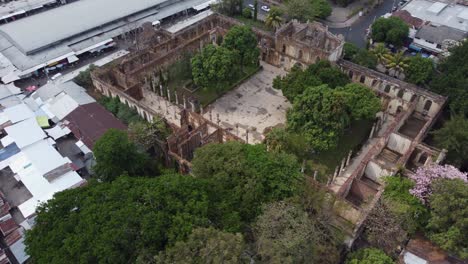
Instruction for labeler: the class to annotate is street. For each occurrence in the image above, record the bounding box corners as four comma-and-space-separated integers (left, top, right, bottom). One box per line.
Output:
328, 0, 396, 48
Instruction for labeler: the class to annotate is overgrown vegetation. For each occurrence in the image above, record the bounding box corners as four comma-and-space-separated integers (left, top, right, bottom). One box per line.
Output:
73, 64, 97, 89
98, 96, 144, 125
371, 17, 409, 47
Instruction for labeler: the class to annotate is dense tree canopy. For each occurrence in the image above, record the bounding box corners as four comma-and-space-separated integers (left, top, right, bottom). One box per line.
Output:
155, 227, 247, 264
426, 179, 468, 259
345, 248, 394, 264
430, 41, 468, 115
406, 56, 434, 85
128, 119, 170, 150
371, 17, 409, 47
286, 0, 331, 21
191, 44, 237, 90
287, 83, 380, 151
25, 175, 210, 264
273, 61, 349, 101
92, 129, 155, 181
254, 200, 341, 264
383, 176, 429, 234
222, 25, 260, 68
191, 142, 303, 231
433, 115, 468, 169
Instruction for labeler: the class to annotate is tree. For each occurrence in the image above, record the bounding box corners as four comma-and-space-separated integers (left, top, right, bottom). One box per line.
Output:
155, 227, 247, 264
383, 51, 409, 77
265, 7, 283, 31
383, 176, 429, 234
429, 41, 468, 115
191, 142, 303, 231
371, 43, 389, 64
363, 199, 408, 256
191, 44, 237, 90
74, 64, 96, 89
406, 56, 434, 85
92, 129, 154, 182
254, 200, 341, 264
286, 0, 331, 22
128, 119, 170, 150
287, 85, 348, 151
242, 7, 251, 18
25, 175, 210, 264
343, 42, 359, 60
371, 17, 409, 47
345, 248, 394, 264
338, 83, 381, 120
409, 164, 467, 204
273, 61, 349, 102
433, 115, 468, 168
264, 127, 309, 158
222, 25, 260, 68
426, 179, 468, 260
353, 49, 378, 69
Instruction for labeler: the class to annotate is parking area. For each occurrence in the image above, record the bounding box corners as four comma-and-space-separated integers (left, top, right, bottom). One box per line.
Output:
204, 63, 290, 144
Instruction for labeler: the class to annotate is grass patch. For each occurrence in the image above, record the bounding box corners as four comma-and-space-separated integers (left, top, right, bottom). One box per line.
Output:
234, 15, 271, 31
307, 119, 373, 182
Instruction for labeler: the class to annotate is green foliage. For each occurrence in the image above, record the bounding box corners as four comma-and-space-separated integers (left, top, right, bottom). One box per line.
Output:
287, 83, 380, 151
98, 96, 144, 124
433, 115, 468, 168
92, 129, 155, 181
128, 119, 170, 150
155, 227, 247, 264
406, 56, 434, 85
287, 85, 348, 151
343, 42, 377, 69
343, 42, 359, 60
272, 61, 349, 101
427, 179, 468, 259
191, 142, 303, 231
353, 49, 378, 69
383, 51, 410, 75
25, 175, 210, 264
191, 44, 237, 90
242, 7, 251, 18
429, 41, 468, 115
286, 0, 331, 22
264, 127, 309, 158
73, 64, 96, 89
337, 83, 381, 120
222, 25, 260, 68
265, 7, 283, 30
345, 248, 394, 264
254, 199, 341, 264
383, 176, 429, 234
371, 17, 409, 47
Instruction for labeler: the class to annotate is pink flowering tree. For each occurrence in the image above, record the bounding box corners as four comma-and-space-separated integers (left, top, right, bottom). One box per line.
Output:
410, 164, 467, 204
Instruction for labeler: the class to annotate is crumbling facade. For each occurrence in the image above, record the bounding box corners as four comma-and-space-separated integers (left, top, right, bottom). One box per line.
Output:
91, 11, 447, 246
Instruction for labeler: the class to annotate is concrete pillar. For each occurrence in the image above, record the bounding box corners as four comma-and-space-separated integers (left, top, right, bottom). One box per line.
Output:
190, 101, 196, 112
301, 160, 305, 173
340, 158, 346, 173
216, 114, 220, 125
167, 88, 171, 102
334, 166, 339, 179
313, 170, 318, 181
175, 93, 179, 105
200, 105, 204, 115
436, 149, 448, 164
183, 95, 187, 109
246, 129, 249, 144
165, 100, 169, 114
159, 85, 163, 97
346, 150, 353, 166
369, 123, 376, 139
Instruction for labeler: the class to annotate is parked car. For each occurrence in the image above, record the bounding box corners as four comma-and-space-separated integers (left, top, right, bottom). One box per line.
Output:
261, 5, 270, 12
248, 4, 254, 10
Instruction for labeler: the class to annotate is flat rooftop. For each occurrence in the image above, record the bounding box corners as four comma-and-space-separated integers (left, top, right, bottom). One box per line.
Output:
403, 0, 468, 32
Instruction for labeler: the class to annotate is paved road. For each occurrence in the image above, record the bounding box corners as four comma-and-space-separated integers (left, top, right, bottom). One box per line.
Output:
328, 0, 397, 48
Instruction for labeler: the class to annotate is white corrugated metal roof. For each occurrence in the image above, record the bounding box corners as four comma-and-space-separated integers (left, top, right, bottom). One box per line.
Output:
46, 93, 79, 120
4, 118, 46, 148
3, 103, 34, 124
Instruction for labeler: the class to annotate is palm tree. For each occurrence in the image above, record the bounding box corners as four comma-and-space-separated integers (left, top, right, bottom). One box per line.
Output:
383, 51, 409, 77
371, 43, 389, 64
265, 7, 283, 31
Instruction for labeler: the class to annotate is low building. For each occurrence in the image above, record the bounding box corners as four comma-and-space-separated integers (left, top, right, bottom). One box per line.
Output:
413, 24, 467, 53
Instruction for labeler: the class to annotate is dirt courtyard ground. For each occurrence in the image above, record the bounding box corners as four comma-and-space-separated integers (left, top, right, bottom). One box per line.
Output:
204, 63, 290, 144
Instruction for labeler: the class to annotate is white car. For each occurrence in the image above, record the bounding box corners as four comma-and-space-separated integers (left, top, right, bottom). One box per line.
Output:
248, 4, 254, 10
261, 5, 270, 12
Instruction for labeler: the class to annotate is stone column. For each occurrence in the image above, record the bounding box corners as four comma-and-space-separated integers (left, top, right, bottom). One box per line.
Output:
167, 89, 171, 102
369, 123, 376, 139
190, 101, 196, 112
175, 93, 179, 105
200, 105, 204, 115
159, 85, 163, 97
183, 95, 187, 109
334, 166, 339, 179
436, 149, 448, 164
245, 129, 249, 144
346, 150, 353, 166
313, 170, 318, 181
